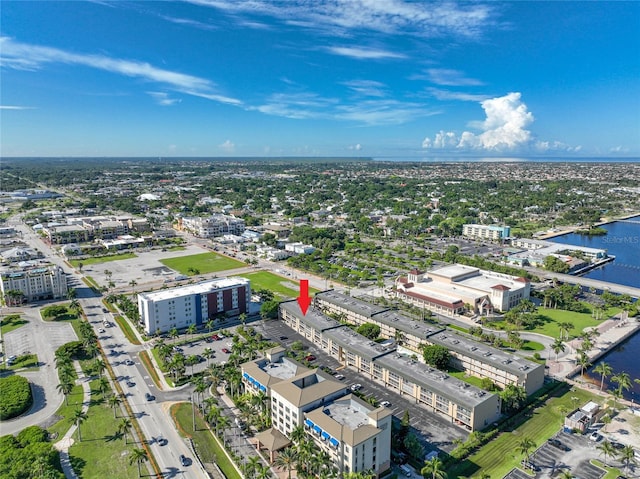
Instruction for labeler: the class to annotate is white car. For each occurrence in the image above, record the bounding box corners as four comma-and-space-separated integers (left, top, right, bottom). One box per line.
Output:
98, 328, 105, 333
589, 431, 602, 442
380, 401, 391, 407
350, 383, 362, 391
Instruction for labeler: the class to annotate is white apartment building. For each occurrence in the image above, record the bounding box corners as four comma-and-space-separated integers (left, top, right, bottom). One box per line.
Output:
177, 214, 245, 238
463, 224, 510, 241
137, 277, 250, 334
0, 264, 68, 303
314, 290, 544, 395
284, 242, 316, 255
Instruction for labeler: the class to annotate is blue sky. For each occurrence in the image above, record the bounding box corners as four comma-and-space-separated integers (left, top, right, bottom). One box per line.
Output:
1, 0, 639, 158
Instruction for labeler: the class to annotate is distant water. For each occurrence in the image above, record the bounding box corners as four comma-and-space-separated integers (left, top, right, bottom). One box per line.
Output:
549, 216, 640, 289
372, 156, 640, 163
587, 332, 640, 403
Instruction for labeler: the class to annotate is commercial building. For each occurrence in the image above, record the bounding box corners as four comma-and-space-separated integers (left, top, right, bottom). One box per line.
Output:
137, 277, 250, 335
245, 347, 392, 477
463, 224, 511, 241
0, 264, 68, 303
41, 215, 150, 244
314, 290, 544, 395
396, 265, 530, 315
279, 301, 501, 430
176, 214, 245, 238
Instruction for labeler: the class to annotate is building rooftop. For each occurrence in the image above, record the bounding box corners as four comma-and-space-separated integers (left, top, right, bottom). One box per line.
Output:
138, 277, 248, 301
281, 301, 344, 332
315, 290, 389, 318
323, 327, 397, 361
270, 370, 347, 408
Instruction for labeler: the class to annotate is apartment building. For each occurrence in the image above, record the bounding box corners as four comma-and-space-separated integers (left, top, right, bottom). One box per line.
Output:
462, 224, 511, 241
137, 277, 250, 334
314, 290, 544, 395
242, 347, 392, 476
0, 264, 68, 303
176, 214, 245, 238
41, 215, 150, 244
396, 265, 531, 314
279, 301, 501, 430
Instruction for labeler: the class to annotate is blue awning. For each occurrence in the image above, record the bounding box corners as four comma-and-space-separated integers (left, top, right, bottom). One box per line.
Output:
321, 431, 330, 440
259, 385, 267, 392
304, 419, 314, 427
313, 425, 322, 434
243, 372, 249, 379
329, 438, 339, 447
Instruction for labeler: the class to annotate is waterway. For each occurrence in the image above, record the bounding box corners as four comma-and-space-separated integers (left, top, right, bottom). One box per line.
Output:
551, 216, 640, 401
550, 215, 640, 289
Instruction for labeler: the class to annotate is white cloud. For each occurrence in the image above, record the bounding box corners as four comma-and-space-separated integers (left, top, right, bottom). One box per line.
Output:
426, 68, 483, 86
219, 140, 235, 152
0, 36, 241, 106
147, 91, 181, 106
342, 80, 387, 97
348, 143, 363, 151
0, 105, 36, 110
326, 46, 406, 60
423, 92, 535, 151
609, 145, 629, 153
188, 0, 494, 39
427, 88, 489, 102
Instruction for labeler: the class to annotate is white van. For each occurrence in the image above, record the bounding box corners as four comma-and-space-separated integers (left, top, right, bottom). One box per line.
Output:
399, 465, 412, 477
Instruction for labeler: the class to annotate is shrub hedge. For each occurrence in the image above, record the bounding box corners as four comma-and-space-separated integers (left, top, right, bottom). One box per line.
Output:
0, 375, 33, 420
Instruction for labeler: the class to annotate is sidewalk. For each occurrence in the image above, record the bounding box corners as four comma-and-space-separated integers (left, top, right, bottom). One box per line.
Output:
53, 362, 91, 479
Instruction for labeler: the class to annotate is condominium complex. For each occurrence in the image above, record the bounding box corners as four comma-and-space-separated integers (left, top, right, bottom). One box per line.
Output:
279, 301, 502, 430
41, 215, 151, 244
0, 264, 68, 303
314, 290, 544, 395
137, 277, 250, 334
176, 214, 245, 238
396, 264, 531, 315
462, 224, 511, 241
243, 347, 392, 477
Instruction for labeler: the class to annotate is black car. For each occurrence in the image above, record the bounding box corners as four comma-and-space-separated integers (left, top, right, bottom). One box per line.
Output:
279, 336, 288, 341
611, 441, 625, 450
180, 454, 189, 466
145, 392, 155, 401
157, 437, 168, 446
126, 380, 136, 387
547, 438, 570, 451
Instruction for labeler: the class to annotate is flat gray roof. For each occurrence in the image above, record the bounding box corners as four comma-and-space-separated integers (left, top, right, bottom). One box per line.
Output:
428, 330, 542, 378
281, 301, 344, 332
376, 353, 496, 409
323, 327, 397, 361
315, 290, 389, 318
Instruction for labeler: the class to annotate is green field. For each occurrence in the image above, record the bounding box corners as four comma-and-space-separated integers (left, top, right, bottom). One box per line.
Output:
0, 314, 28, 335
233, 270, 320, 299
160, 252, 245, 275
449, 384, 600, 478
69, 252, 137, 267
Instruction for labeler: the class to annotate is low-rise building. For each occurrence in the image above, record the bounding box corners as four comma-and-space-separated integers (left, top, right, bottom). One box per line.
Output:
137, 277, 250, 334
176, 215, 245, 238
463, 224, 511, 241
0, 264, 68, 303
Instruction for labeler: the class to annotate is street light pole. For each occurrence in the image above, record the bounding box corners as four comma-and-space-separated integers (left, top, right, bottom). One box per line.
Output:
189, 396, 196, 431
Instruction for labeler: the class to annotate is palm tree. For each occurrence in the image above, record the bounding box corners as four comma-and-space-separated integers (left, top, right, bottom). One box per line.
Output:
186, 324, 197, 341
552, 337, 565, 361
597, 439, 616, 467
85, 341, 99, 359
93, 358, 107, 376
601, 414, 612, 433
516, 437, 536, 464
290, 425, 306, 447
611, 371, 631, 397
239, 313, 247, 326
559, 321, 573, 340
129, 279, 138, 293
255, 463, 272, 479
73, 408, 88, 442
57, 380, 74, 406
202, 347, 214, 367
97, 376, 110, 395
129, 447, 148, 477
169, 327, 179, 343
274, 447, 298, 479
119, 417, 133, 444
206, 319, 215, 334
245, 455, 262, 478
215, 415, 230, 438
108, 394, 123, 418
421, 457, 447, 479
619, 445, 637, 474
593, 362, 613, 392
576, 350, 591, 378
193, 377, 208, 407
558, 471, 574, 479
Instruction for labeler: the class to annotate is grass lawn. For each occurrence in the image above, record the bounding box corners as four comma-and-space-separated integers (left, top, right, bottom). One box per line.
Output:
160, 252, 245, 275
171, 402, 242, 479
1, 353, 39, 372
0, 314, 28, 335
113, 314, 141, 345
47, 384, 86, 439
139, 351, 163, 389
69, 252, 137, 268
448, 370, 486, 389
68, 380, 140, 479
233, 270, 319, 299
448, 384, 601, 478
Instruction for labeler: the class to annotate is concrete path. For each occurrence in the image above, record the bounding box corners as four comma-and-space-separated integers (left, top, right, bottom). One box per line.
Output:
53, 362, 91, 479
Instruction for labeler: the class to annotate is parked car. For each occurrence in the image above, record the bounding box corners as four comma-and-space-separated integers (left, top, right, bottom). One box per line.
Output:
304, 354, 316, 362
334, 374, 345, 380
589, 431, 603, 442
124, 359, 134, 366
611, 441, 625, 450
547, 438, 570, 451
380, 401, 391, 407
350, 383, 362, 391
98, 328, 105, 333
221, 348, 231, 354
126, 380, 135, 387
211, 334, 220, 341
279, 336, 288, 341
520, 460, 540, 472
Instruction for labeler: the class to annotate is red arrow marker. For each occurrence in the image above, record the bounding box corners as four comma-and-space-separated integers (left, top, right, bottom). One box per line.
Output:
297, 279, 311, 315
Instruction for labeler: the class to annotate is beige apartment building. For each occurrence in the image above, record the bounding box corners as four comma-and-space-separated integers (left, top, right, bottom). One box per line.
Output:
314, 290, 543, 395
0, 264, 68, 303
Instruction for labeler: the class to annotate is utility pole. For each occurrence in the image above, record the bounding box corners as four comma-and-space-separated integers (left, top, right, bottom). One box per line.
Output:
189, 396, 196, 431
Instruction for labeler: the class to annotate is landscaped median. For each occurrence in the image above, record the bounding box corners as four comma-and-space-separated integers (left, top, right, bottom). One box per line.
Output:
112, 313, 141, 345
170, 402, 242, 479
139, 350, 164, 389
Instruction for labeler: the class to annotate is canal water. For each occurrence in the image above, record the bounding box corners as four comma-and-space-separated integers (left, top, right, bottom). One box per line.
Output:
550, 216, 640, 401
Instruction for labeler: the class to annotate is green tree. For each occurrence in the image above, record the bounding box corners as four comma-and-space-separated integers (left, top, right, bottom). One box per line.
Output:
356, 323, 381, 340
611, 371, 631, 397
593, 362, 613, 392
260, 299, 279, 320
274, 447, 298, 479
422, 344, 451, 370
57, 380, 74, 406
421, 457, 447, 479
119, 417, 133, 444
73, 408, 88, 442
129, 447, 148, 477
516, 437, 536, 463
552, 337, 565, 361
619, 445, 637, 474
597, 439, 616, 467
108, 394, 123, 419
500, 384, 527, 413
